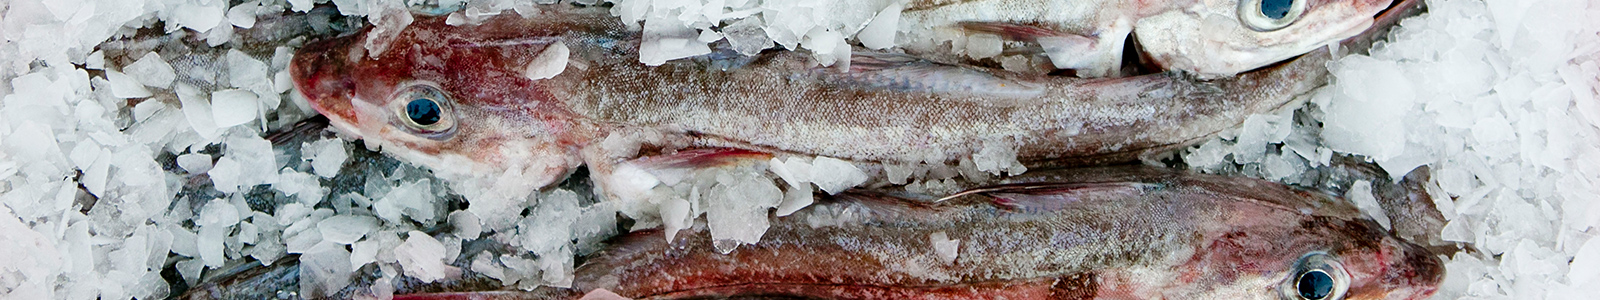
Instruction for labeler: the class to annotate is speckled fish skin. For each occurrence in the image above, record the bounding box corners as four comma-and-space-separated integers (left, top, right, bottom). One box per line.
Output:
897, 0, 1393, 78
392, 166, 1442, 300
291, 4, 1333, 191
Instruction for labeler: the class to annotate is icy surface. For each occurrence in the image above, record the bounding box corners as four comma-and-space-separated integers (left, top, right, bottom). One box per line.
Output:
1181, 0, 1600, 298
0, 0, 1594, 299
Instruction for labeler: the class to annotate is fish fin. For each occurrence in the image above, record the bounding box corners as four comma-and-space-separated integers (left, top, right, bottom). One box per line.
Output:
940, 182, 1156, 212
830, 52, 1045, 99
625, 148, 774, 170
957, 22, 1083, 42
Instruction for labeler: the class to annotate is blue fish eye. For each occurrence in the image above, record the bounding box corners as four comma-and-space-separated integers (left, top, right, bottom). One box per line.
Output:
1297, 269, 1333, 299
1261, 0, 1293, 19
405, 98, 442, 126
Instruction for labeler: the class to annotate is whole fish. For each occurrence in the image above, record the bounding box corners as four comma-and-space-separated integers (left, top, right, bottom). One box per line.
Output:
367, 166, 1442, 300
291, 4, 1345, 198
896, 0, 1392, 78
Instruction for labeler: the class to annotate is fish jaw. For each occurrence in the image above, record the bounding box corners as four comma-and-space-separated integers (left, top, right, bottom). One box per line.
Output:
290, 15, 587, 195
1134, 0, 1392, 78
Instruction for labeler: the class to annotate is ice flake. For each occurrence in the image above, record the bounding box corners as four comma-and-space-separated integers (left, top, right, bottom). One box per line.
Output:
808, 157, 866, 195
210, 89, 259, 128
395, 231, 452, 282
105, 70, 152, 99
857, 2, 902, 50
706, 170, 782, 254
317, 215, 378, 245
124, 52, 176, 89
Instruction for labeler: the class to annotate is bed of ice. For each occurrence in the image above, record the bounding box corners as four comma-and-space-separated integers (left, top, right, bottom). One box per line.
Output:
0, 0, 1596, 299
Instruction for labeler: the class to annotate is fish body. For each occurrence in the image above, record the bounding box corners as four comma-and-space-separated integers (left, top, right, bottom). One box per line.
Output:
291, 4, 1335, 195
896, 0, 1392, 78
386, 166, 1442, 299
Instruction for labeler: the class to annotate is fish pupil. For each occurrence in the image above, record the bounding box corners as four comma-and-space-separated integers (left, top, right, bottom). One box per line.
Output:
1297, 270, 1333, 299
406, 98, 442, 126
1261, 0, 1292, 19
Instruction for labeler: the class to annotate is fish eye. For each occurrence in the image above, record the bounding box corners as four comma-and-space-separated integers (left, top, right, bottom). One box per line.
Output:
1282, 252, 1349, 300
1297, 270, 1334, 299
392, 83, 456, 138
406, 98, 442, 126
1239, 0, 1307, 32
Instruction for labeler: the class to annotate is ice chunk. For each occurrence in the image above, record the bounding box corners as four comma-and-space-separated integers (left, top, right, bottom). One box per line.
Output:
299, 241, 353, 298
227, 3, 257, 29
363, 3, 414, 58
306, 138, 348, 178
226, 50, 273, 94
448, 211, 482, 239
774, 182, 814, 217
207, 157, 244, 194
176, 84, 221, 140
173, 2, 226, 33
857, 2, 902, 50
105, 70, 152, 99
706, 171, 782, 254
176, 153, 213, 174
723, 18, 773, 56
808, 157, 867, 194
1347, 180, 1392, 230
197, 198, 240, 267
929, 231, 960, 265
350, 239, 379, 271
639, 18, 712, 66
124, 52, 176, 89
973, 138, 1026, 176
767, 157, 813, 187
660, 195, 693, 241
395, 231, 452, 282
210, 89, 258, 128
373, 179, 439, 225
288, 0, 314, 12
318, 215, 378, 245
1322, 56, 1415, 160
966, 34, 1003, 59
1570, 237, 1600, 286
525, 41, 570, 80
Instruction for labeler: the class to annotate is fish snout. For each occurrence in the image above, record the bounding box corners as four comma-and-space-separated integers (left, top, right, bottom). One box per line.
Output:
291, 34, 362, 125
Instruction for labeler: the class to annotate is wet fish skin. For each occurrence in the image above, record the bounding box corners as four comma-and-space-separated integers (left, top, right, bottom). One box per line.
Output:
291, 4, 1333, 194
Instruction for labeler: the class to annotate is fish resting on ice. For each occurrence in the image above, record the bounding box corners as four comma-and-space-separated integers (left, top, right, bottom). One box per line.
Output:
309, 166, 1441, 300
290, 3, 1346, 203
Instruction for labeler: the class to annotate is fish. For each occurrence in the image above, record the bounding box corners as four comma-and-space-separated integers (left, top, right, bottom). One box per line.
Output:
338, 166, 1440, 300
290, 2, 1355, 201
895, 0, 1393, 78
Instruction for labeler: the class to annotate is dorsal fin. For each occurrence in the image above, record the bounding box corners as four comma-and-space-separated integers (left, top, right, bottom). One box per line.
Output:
821, 52, 1047, 101
939, 182, 1157, 212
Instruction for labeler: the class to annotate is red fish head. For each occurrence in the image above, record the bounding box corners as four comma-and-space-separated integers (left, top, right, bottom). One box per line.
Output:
291, 15, 584, 195
1156, 198, 1444, 300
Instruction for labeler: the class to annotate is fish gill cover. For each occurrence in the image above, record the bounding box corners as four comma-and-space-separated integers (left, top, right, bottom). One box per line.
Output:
0, 0, 1594, 300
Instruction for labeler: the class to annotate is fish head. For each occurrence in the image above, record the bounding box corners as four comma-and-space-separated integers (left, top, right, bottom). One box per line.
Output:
1162, 193, 1443, 300
291, 15, 584, 192
1132, 0, 1392, 77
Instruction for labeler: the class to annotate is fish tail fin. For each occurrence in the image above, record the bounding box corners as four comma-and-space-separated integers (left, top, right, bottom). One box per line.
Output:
1325, 155, 1452, 251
